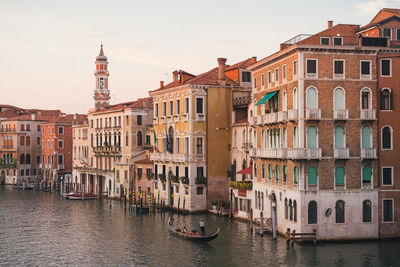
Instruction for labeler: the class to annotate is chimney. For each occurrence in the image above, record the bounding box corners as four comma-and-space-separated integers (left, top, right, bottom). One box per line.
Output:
217, 58, 227, 86
31, 114, 35, 121
73, 113, 77, 120
173, 71, 178, 82
251, 56, 257, 64
328, 20, 333, 29
160, 81, 164, 89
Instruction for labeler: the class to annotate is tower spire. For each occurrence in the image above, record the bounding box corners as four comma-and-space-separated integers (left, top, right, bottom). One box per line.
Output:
94, 45, 110, 110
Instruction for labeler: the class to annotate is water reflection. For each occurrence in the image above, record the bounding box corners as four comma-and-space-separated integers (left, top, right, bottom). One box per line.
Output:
1, 185, 400, 266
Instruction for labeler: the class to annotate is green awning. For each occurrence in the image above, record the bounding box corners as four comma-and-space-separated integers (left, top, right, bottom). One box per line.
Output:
255, 91, 278, 106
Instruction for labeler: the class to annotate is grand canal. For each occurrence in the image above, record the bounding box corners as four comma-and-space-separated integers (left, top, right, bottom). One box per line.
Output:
0, 185, 399, 267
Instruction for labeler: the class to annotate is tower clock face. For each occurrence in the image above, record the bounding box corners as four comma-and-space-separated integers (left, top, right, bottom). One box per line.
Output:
99, 78, 105, 89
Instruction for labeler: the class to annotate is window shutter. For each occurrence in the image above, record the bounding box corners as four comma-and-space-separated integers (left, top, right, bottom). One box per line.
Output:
362, 166, 371, 182
390, 90, 393, 110
335, 167, 345, 185
308, 167, 317, 185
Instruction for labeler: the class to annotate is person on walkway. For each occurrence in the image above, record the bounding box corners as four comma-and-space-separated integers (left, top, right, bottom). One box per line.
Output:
199, 219, 206, 236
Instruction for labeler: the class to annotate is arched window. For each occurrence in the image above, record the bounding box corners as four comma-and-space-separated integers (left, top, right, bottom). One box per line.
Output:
334, 126, 345, 148
293, 200, 297, 222
335, 166, 345, 186
242, 159, 246, 180
20, 136, 25, 146
361, 88, 371, 109
362, 127, 372, 148
335, 200, 345, 223
262, 164, 265, 179
293, 127, 298, 148
308, 167, 317, 186
242, 130, 246, 144
380, 88, 392, 110
20, 154, 25, 164
277, 129, 281, 148
283, 91, 287, 111
308, 201, 317, 224
283, 165, 287, 184
289, 199, 293, 221
257, 191, 261, 209
167, 127, 173, 152
261, 130, 265, 148
362, 165, 372, 184
382, 126, 392, 149
25, 154, 31, 165
26, 136, 30, 146
307, 126, 317, 148
363, 200, 372, 222
306, 87, 317, 109
137, 131, 143, 147
294, 166, 298, 185
268, 164, 272, 180
293, 88, 298, 110
254, 191, 257, 209
284, 198, 288, 219
334, 87, 345, 110
276, 165, 280, 181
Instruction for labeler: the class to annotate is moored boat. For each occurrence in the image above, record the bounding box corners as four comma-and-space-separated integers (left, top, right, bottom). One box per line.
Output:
168, 222, 219, 242
67, 193, 97, 200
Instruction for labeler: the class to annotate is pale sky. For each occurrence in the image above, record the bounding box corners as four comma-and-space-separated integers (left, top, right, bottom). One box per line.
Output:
1, 0, 399, 114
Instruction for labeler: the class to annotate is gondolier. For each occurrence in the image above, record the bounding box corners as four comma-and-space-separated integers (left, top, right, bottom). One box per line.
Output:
199, 219, 205, 236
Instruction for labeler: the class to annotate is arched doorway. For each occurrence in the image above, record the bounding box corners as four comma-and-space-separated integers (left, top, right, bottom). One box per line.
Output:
108, 179, 112, 195
271, 192, 277, 239
1, 170, 5, 185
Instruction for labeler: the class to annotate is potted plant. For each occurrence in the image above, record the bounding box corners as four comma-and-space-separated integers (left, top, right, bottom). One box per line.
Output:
180, 176, 189, 185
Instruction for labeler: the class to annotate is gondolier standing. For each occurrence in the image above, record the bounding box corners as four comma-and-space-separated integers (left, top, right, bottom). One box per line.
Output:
199, 219, 206, 236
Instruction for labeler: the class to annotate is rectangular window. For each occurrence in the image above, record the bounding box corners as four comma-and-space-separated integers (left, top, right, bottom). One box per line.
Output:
196, 138, 203, 155
163, 102, 166, 116
382, 167, 393, 185
334, 60, 344, 78
383, 199, 393, 222
381, 59, 391, 76
333, 37, 343, 45
275, 68, 279, 82
185, 167, 188, 178
176, 138, 180, 153
261, 74, 265, 87
267, 72, 271, 85
197, 166, 204, 178
90, 120, 93, 128
306, 59, 317, 77
169, 101, 173, 115
137, 115, 142, 125
58, 155, 63, 165
137, 168, 142, 178
321, 37, 330, 45
58, 140, 63, 148
36, 156, 40, 164
197, 186, 203, 195
293, 61, 297, 76
382, 28, 392, 39
185, 98, 189, 113
396, 28, 400, 41
361, 61, 371, 78
242, 71, 251, 82
155, 103, 159, 117
176, 166, 179, 177
282, 65, 287, 80
185, 137, 189, 154
253, 77, 257, 89
37, 125, 41, 132
176, 99, 180, 114
37, 137, 40, 145
126, 115, 129, 125
196, 98, 203, 114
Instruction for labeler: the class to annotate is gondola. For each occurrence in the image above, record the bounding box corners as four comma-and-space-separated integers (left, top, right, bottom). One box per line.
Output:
168, 222, 219, 242
67, 193, 97, 200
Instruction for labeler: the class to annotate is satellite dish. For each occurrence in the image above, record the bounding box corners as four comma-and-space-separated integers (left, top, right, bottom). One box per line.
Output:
325, 208, 332, 217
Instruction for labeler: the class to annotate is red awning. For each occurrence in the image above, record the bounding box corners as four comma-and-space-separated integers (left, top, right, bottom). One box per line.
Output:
237, 166, 253, 175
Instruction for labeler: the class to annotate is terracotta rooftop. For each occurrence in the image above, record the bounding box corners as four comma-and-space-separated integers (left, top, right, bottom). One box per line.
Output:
43, 114, 87, 124
91, 97, 153, 114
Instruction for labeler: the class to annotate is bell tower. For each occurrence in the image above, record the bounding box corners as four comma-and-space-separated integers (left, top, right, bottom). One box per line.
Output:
94, 45, 110, 110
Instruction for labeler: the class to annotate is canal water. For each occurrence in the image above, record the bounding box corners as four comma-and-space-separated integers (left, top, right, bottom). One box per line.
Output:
0, 185, 399, 267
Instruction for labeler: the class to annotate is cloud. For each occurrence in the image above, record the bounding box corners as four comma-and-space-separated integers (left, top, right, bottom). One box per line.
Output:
355, 0, 387, 16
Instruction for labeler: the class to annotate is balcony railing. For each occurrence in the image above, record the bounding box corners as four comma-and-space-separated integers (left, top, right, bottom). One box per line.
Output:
333, 109, 349, 120
361, 148, 377, 159
93, 145, 122, 155
182, 113, 189, 121
287, 148, 322, 159
153, 117, 159, 124
305, 109, 321, 120
196, 114, 205, 121
334, 148, 349, 159
242, 143, 253, 151
251, 116, 258, 126
167, 116, 173, 122
360, 109, 376, 120
252, 148, 287, 159
287, 109, 298, 121
173, 115, 180, 122
150, 153, 190, 163
277, 111, 287, 122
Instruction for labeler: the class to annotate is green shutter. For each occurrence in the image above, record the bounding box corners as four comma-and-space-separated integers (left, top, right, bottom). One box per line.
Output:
294, 166, 298, 184
335, 167, 345, 185
268, 165, 272, 180
362, 166, 371, 182
308, 167, 317, 185
276, 165, 280, 181
334, 88, 345, 109
307, 87, 317, 109
335, 127, 344, 148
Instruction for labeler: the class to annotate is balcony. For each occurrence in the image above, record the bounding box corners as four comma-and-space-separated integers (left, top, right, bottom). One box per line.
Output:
333, 109, 349, 120
196, 113, 205, 122
93, 145, 122, 155
167, 116, 173, 123
277, 111, 287, 122
287, 148, 322, 160
288, 109, 298, 121
182, 113, 189, 121
252, 148, 287, 159
57, 164, 65, 170
242, 143, 253, 151
305, 109, 321, 120
160, 116, 166, 123
173, 115, 180, 122
263, 113, 278, 124
251, 116, 258, 126
150, 153, 190, 163
360, 109, 376, 120
361, 148, 377, 159
195, 155, 205, 162
334, 148, 349, 159
153, 117, 159, 124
